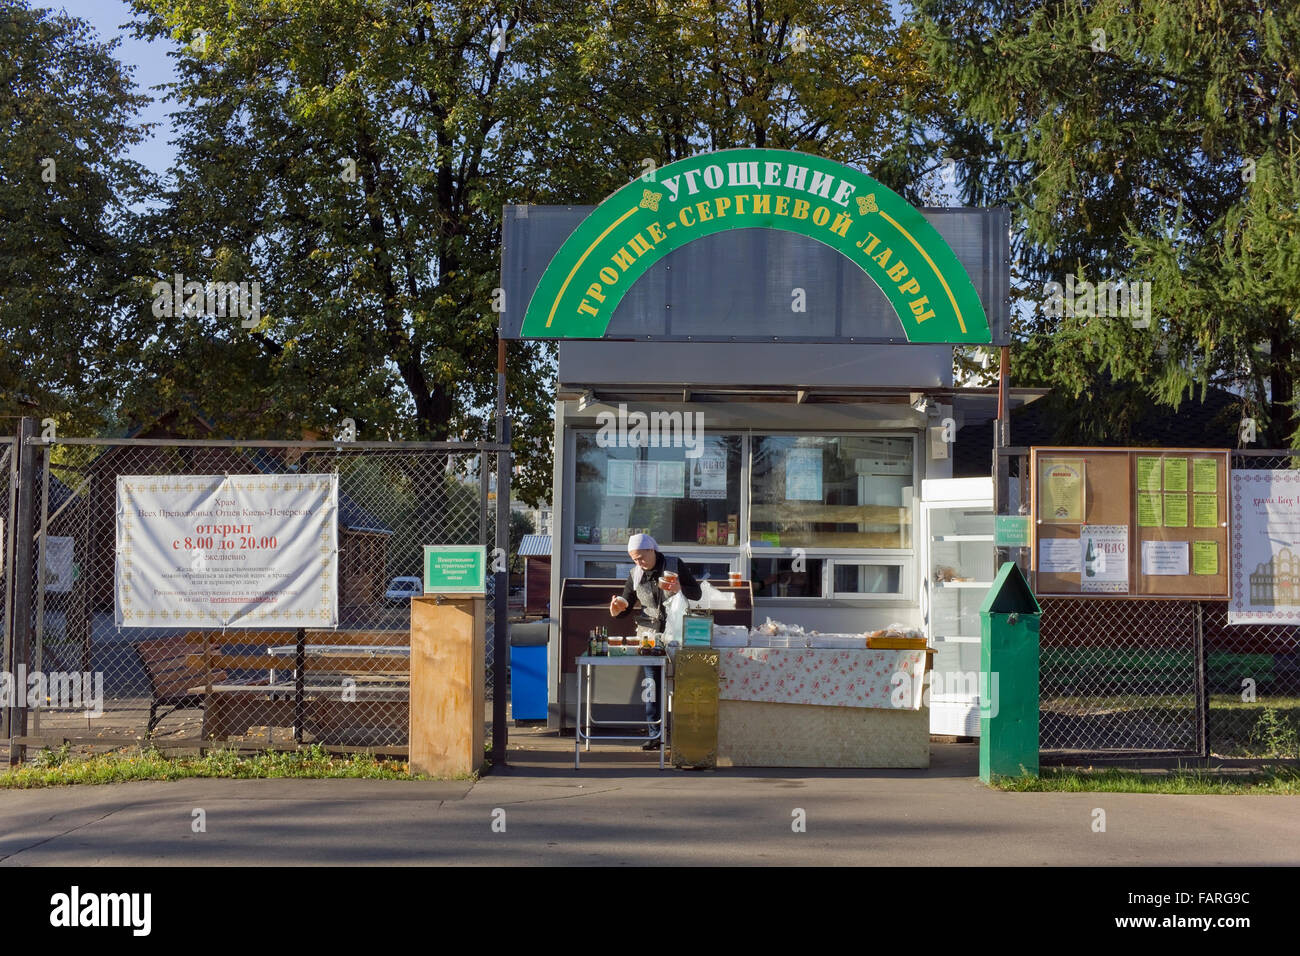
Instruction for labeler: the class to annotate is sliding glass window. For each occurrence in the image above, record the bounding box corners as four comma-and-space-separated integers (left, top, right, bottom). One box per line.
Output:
749, 435, 914, 550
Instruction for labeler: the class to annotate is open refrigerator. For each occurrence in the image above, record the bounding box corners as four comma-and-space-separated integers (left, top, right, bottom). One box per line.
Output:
919, 477, 995, 737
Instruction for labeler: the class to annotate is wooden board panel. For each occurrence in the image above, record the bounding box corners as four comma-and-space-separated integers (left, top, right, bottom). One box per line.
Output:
409, 595, 484, 777
1032, 449, 1130, 595
1130, 452, 1229, 597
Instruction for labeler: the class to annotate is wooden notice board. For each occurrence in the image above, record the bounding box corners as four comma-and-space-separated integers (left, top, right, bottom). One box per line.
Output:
1030, 447, 1229, 599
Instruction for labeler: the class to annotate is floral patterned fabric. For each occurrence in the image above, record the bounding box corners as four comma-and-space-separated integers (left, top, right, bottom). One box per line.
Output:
716, 648, 928, 710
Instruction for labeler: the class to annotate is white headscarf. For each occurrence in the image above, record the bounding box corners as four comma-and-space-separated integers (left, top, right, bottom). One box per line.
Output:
626, 532, 658, 554
627, 533, 659, 589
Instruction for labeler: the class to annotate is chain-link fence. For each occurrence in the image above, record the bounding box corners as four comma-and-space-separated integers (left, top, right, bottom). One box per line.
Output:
1038, 598, 1202, 758
6, 434, 508, 757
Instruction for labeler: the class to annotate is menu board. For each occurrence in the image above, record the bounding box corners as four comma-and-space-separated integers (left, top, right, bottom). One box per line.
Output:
1031, 447, 1229, 598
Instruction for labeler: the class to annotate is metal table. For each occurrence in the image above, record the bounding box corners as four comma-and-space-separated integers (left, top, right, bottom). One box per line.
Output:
575, 655, 667, 770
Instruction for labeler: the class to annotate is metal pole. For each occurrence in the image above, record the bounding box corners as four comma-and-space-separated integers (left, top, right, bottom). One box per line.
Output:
490, 335, 510, 767
492, 419, 510, 767
294, 627, 305, 744
992, 346, 1012, 568
8, 418, 37, 765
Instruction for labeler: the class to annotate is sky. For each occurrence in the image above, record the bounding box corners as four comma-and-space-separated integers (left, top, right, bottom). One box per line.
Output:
46, 0, 179, 179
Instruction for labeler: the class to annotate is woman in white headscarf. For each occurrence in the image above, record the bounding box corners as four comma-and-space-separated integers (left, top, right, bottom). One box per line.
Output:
609, 533, 701, 749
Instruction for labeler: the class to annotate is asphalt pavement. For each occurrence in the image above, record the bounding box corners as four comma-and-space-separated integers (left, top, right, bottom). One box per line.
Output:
2, 738, 1297, 866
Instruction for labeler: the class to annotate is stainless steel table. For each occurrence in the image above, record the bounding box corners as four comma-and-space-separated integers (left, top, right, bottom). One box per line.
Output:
575, 655, 667, 770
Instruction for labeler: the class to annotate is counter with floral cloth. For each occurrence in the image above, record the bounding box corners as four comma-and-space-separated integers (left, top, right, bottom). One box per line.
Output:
710, 645, 934, 768
716, 647, 930, 710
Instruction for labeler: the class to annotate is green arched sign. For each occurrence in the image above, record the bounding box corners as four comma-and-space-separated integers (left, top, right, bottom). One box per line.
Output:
520, 148, 992, 344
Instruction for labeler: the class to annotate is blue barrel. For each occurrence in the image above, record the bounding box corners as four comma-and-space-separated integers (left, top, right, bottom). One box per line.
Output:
510, 621, 550, 721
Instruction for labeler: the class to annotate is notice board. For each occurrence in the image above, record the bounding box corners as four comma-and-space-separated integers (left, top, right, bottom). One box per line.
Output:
1030, 447, 1229, 599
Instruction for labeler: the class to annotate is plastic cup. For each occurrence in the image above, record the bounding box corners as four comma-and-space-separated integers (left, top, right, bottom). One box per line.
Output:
729, 572, 743, 586
660, 570, 679, 589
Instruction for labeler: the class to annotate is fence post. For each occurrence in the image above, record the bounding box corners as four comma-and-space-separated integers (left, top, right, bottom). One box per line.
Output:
1194, 602, 1208, 759
492, 419, 511, 766
7, 418, 37, 765
0, 434, 15, 745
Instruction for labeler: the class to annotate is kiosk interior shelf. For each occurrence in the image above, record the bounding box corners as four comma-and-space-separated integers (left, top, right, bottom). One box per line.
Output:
559, 577, 755, 673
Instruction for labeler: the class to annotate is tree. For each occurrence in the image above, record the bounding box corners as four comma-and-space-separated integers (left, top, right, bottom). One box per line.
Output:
516, 0, 951, 203
126, 0, 561, 503
0, 1, 155, 433
917, 0, 1300, 446
508, 508, 535, 574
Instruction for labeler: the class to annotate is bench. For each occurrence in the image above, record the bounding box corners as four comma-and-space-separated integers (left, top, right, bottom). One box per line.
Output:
180, 630, 410, 742
134, 636, 230, 736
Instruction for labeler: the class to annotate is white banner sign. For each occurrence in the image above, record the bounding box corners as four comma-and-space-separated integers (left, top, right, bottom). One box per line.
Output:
116, 474, 338, 628
45, 536, 76, 592
1230, 469, 1300, 624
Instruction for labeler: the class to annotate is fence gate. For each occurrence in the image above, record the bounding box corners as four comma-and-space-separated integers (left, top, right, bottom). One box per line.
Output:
5, 430, 510, 761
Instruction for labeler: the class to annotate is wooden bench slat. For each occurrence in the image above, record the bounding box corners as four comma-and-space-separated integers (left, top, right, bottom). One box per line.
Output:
180, 630, 300, 645
304, 630, 409, 646
180, 630, 408, 646
186, 653, 409, 673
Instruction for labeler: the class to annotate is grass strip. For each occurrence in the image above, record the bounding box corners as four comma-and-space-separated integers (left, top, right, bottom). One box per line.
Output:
990, 765, 1300, 794
0, 743, 465, 788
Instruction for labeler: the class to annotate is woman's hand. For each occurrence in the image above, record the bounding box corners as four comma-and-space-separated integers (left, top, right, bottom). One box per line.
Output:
659, 576, 680, 595
610, 595, 629, 616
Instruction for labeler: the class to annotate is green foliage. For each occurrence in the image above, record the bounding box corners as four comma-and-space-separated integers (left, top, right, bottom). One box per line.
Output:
7, 0, 952, 504
0, 2, 157, 432
1248, 707, 1300, 759
917, 0, 1300, 445
508, 507, 535, 572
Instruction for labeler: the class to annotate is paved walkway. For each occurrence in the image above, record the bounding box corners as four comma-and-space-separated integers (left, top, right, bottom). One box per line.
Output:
1, 738, 1297, 866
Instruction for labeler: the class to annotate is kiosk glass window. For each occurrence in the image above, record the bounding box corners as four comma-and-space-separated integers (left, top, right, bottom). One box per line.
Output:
573, 432, 742, 547
750, 436, 914, 549
751, 558, 825, 598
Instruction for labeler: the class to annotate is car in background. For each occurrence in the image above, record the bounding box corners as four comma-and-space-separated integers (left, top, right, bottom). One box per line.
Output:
384, 576, 423, 604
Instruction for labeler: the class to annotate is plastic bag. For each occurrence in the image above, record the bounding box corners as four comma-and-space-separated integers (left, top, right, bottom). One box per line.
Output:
693, 580, 737, 610
663, 590, 689, 644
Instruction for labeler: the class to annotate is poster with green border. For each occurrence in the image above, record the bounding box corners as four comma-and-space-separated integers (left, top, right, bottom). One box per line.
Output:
1137, 492, 1162, 527
423, 545, 487, 594
1192, 458, 1218, 494
1163, 458, 1188, 492
1193, 494, 1218, 528
1136, 457, 1162, 492
1163, 492, 1188, 527
1192, 541, 1218, 575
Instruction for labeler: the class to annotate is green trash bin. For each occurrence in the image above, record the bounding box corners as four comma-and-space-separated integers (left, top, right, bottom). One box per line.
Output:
979, 562, 1041, 782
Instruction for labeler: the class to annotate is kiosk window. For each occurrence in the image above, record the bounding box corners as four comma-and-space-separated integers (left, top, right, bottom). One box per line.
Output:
573, 432, 742, 547
751, 557, 825, 598
750, 435, 913, 549
832, 561, 904, 596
